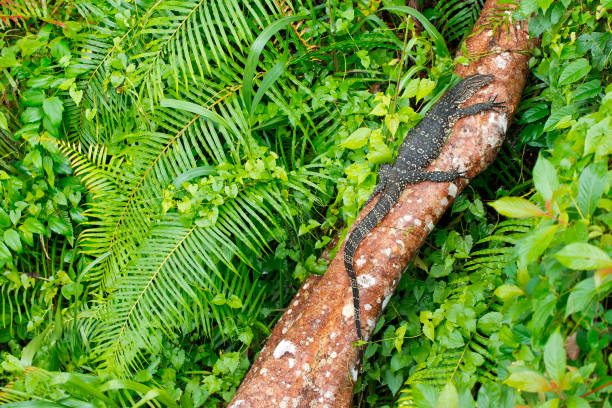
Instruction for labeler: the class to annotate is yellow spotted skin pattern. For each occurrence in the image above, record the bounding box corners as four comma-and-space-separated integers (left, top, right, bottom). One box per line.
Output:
344, 74, 504, 341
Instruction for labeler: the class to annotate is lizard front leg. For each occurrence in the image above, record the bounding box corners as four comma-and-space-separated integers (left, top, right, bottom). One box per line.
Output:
456, 96, 504, 118
364, 163, 392, 207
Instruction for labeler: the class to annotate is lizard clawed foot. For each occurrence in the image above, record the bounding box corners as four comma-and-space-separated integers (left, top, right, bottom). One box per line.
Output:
487, 95, 505, 113
455, 167, 471, 179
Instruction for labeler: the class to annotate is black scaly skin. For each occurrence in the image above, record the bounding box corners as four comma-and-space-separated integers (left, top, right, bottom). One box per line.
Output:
344, 74, 504, 341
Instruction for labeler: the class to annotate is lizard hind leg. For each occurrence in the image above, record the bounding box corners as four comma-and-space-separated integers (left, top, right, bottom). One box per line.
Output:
400, 168, 464, 184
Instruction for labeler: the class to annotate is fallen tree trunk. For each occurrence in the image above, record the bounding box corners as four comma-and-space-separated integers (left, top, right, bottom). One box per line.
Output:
230, 1, 534, 406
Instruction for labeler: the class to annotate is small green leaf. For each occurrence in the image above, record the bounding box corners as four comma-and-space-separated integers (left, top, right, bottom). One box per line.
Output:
558, 58, 590, 86
341, 127, 370, 149
504, 370, 553, 392
494, 284, 524, 300
544, 331, 566, 385
555, 243, 612, 270
211, 293, 226, 305
394, 324, 407, 352
226, 295, 243, 309
489, 197, 545, 218
370, 103, 388, 116
69, 84, 83, 106
367, 129, 393, 164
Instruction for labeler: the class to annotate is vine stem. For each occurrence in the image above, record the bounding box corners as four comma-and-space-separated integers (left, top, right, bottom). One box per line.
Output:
581, 380, 612, 398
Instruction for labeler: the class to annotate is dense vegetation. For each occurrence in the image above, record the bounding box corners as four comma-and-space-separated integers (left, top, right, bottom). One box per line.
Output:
0, 0, 609, 406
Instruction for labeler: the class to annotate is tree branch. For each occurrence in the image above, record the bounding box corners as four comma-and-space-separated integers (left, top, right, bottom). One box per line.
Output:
230, 1, 536, 406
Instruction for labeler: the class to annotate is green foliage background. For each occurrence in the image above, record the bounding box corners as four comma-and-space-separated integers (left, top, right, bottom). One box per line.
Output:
0, 0, 610, 406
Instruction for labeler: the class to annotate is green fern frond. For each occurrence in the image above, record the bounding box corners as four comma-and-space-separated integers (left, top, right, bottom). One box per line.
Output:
397, 351, 463, 407
0, 0, 64, 29
464, 219, 534, 273
134, 0, 280, 104
432, 0, 484, 43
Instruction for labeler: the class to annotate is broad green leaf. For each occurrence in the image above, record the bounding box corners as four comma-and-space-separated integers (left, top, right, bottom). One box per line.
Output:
566, 396, 590, 408
423, 320, 435, 341
558, 58, 590, 86
416, 79, 436, 101
20, 217, 46, 234
504, 370, 553, 392
403, 78, 419, 99
370, 103, 388, 116
533, 154, 558, 201
489, 197, 545, 218
345, 162, 371, 184
0, 208, 10, 228
494, 284, 524, 300
437, 382, 458, 408
42, 96, 64, 126
385, 114, 400, 137
367, 129, 393, 164
537, 0, 553, 12
565, 277, 596, 317
544, 331, 566, 385
517, 224, 558, 269
538, 399, 560, 408
0, 242, 11, 261
577, 162, 606, 217
3, 229, 21, 252
555, 243, 612, 270
341, 127, 371, 149
383, 368, 403, 395
412, 383, 438, 408
48, 216, 71, 236
477, 312, 503, 334
21, 107, 43, 123
21, 88, 45, 106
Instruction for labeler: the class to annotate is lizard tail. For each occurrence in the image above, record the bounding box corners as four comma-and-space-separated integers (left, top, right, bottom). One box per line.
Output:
344, 182, 400, 341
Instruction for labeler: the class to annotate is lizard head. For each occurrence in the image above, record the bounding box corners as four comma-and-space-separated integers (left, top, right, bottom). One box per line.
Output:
448, 74, 495, 105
